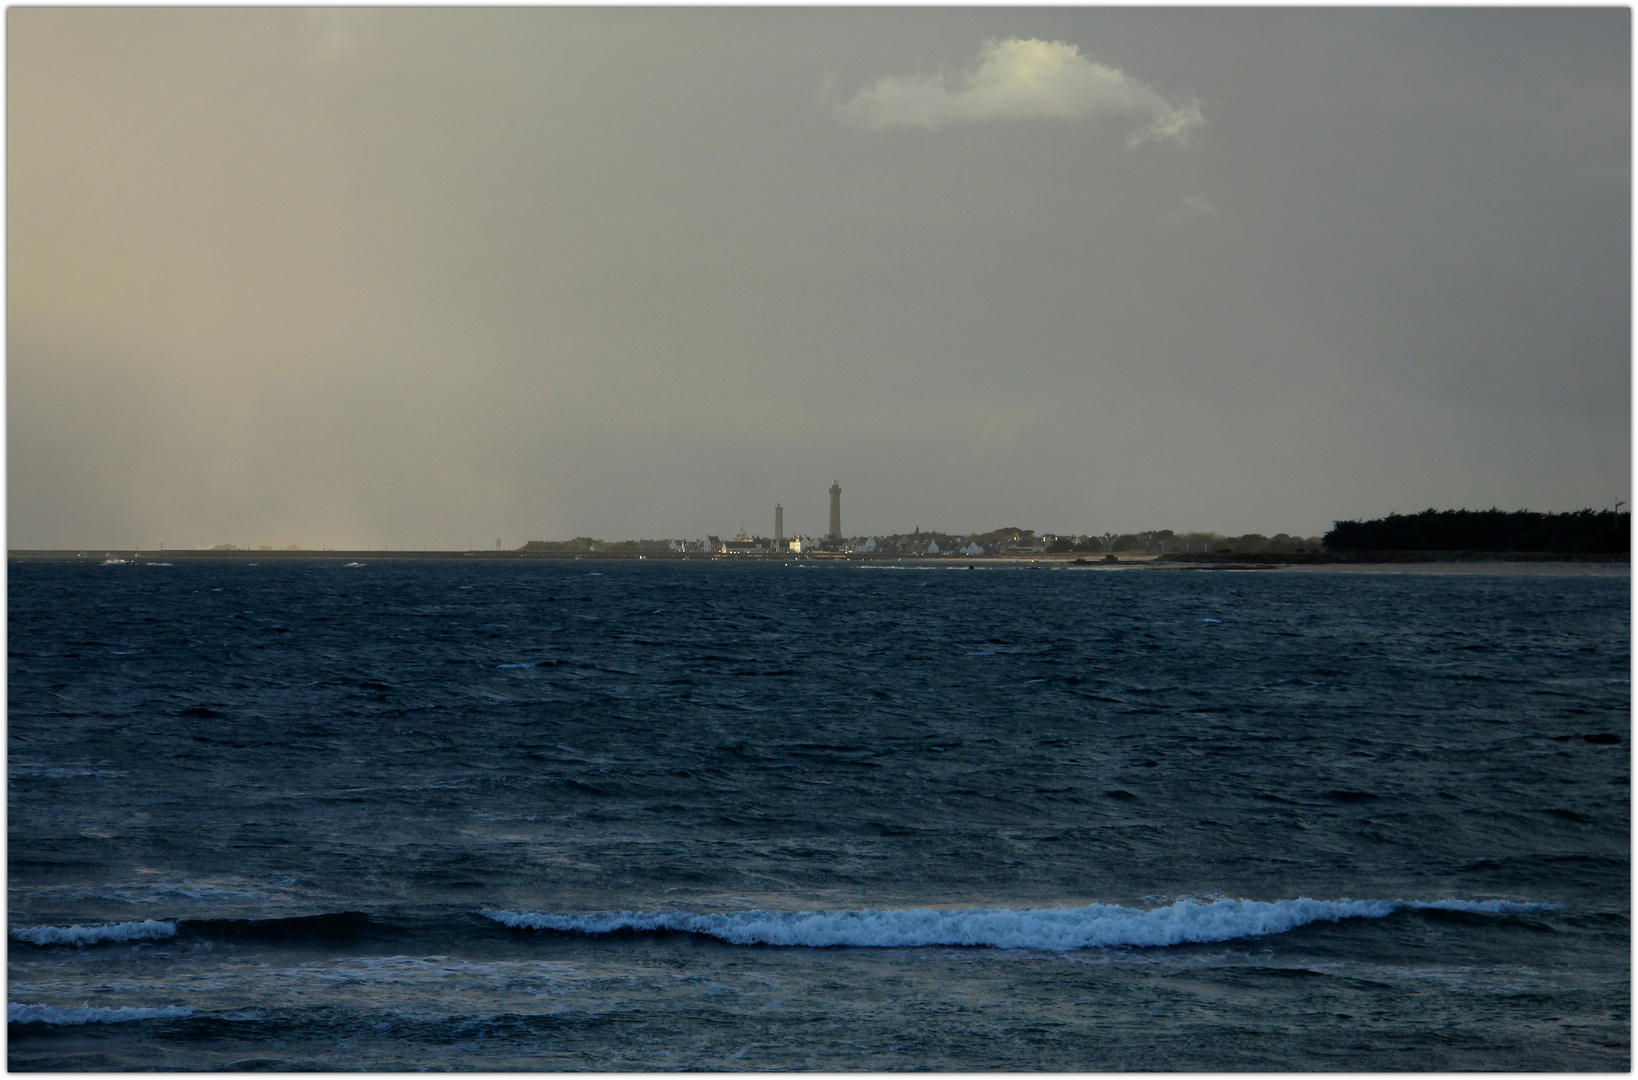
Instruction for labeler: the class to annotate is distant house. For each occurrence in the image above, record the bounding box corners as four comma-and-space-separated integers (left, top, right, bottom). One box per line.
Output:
926, 539, 941, 555
961, 541, 983, 556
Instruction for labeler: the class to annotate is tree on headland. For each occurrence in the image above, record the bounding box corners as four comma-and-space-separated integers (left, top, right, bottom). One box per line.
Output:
520, 537, 604, 552
1323, 509, 1630, 554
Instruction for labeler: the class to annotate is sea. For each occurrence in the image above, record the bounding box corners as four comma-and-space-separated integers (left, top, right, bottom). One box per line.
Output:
7, 556, 1630, 1071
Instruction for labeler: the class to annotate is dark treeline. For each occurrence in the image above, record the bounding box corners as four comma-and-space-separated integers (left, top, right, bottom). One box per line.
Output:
1324, 509, 1630, 554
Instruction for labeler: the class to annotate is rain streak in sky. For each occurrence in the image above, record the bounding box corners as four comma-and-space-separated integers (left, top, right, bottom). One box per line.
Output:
8, 8, 1629, 549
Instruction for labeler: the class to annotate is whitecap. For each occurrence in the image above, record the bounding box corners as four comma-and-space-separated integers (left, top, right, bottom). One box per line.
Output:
10, 920, 178, 946
479, 897, 1560, 952
8, 1003, 193, 1025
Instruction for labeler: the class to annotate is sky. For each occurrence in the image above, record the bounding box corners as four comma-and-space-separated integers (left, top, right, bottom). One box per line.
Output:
8, 8, 1630, 549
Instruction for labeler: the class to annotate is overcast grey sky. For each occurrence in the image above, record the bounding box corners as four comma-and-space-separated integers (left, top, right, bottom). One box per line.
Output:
8, 8, 1629, 549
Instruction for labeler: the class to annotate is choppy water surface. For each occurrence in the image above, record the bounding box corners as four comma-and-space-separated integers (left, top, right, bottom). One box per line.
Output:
9, 559, 1629, 1069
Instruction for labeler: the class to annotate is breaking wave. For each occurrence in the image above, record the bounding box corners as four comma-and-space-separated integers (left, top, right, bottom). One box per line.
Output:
10, 920, 178, 946
9, 1004, 193, 1025
11, 911, 399, 950
480, 897, 1560, 951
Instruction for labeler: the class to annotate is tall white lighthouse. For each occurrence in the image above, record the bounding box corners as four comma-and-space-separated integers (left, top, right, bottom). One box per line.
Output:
828, 481, 842, 539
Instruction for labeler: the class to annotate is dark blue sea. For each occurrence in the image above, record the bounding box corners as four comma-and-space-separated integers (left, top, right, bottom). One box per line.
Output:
8, 557, 1630, 1070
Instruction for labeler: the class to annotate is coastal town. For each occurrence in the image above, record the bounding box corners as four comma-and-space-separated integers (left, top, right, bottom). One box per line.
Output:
518, 526, 1327, 559
516, 482, 1325, 558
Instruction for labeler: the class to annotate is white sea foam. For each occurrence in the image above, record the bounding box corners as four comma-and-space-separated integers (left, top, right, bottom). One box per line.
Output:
10, 920, 178, 946
8, 1003, 193, 1025
480, 898, 1559, 951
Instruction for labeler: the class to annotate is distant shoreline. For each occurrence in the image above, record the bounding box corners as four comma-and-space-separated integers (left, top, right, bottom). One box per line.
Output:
9, 548, 1629, 573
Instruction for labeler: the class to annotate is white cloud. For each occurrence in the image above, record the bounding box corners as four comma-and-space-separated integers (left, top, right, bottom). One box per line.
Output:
838, 38, 1202, 145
